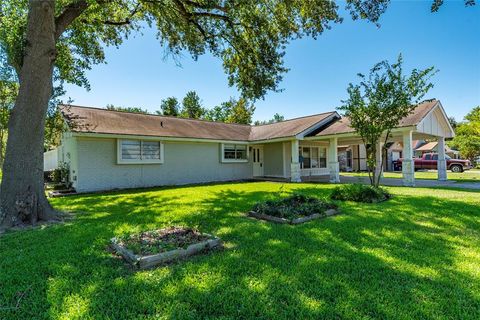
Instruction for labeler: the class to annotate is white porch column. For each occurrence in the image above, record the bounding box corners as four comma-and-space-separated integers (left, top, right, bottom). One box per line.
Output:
290, 139, 301, 182
437, 136, 447, 181
402, 130, 415, 186
375, 141, 384, 180
328, 137, 340, 183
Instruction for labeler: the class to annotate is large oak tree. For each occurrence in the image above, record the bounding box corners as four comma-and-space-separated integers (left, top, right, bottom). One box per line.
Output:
0, 0, 474, 230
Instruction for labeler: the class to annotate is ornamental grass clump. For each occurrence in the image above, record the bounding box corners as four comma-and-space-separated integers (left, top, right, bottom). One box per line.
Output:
252, 193, 337, 220
330, 184, 391, 203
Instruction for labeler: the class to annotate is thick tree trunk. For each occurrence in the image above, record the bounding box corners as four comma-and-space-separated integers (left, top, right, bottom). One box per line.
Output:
0, 0, 59, 230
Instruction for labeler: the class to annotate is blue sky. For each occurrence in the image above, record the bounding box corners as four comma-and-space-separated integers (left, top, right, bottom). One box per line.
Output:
62, 0, 480, 122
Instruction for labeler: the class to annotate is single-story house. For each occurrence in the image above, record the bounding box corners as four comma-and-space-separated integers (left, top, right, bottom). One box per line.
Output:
48, 99, 454, 192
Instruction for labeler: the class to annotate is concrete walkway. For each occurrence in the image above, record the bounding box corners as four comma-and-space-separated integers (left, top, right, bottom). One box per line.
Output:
301, 175, 480, 190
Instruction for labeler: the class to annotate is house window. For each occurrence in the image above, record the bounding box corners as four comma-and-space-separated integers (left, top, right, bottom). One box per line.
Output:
118, 139, 164, 164
121, 140, 141, 160
221, 144, 248, 163
299, 146, 327, 169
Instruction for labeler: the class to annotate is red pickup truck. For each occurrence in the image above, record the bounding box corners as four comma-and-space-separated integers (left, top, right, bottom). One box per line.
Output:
393, 153, 473, 172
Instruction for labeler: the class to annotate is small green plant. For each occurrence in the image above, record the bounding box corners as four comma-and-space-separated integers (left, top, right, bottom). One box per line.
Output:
49, 162, 71, 188
330, 184, 391, 203
253, 193, 337, 220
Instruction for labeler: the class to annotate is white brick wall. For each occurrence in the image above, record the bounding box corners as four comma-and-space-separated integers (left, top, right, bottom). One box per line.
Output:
75, 137, 253, 192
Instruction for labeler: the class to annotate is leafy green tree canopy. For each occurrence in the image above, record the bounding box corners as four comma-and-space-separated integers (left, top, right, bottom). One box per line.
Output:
158, 97, 180, 116
225, 97, 255, 124
204, 104, 229, 122
106, 104, 148, 114
448, 116, 458, 130
254, 113, 285, 125
451, 106, 480, 162
181, 90, 205, 119
0, 0, 398, 100
205, 97, 255, 124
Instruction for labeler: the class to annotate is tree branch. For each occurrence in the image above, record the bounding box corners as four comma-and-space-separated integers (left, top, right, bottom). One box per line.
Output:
173, 0, 210, 40
54, 0, 89, 40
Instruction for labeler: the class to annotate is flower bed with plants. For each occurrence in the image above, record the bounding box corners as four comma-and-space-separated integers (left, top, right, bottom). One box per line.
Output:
330, 184, 391, 203
248, 194, 339, 224
111, 226, 222, 269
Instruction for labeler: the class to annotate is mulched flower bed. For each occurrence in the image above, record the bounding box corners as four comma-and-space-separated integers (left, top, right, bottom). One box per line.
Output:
248, 194, 339, 225
111, 226, 222, 269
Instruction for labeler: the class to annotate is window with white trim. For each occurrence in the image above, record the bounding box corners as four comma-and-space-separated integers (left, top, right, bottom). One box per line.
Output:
118, 139, 164, 164
299, 146, 327, 169
221, 144, 248, 162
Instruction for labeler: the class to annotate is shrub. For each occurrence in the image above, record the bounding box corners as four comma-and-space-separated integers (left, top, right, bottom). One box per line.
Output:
48, 162, 71, 188
252, 193, 337, 219
330, 184, 391, 203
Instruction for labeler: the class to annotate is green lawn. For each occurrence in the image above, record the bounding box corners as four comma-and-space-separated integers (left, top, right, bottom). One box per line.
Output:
1, 182, 479, 319
342, 169, 480, 182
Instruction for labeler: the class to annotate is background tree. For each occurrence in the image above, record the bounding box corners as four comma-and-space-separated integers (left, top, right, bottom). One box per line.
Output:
448, 116, 458, 130
0, 82, 17, 167
44, 85, 70, 151
450, 106, 480, 163
205, 97, 255, 124
0, 50, 18, 167
338, 55, 436, 187
44, 107, 64, 151
254, 113, 285, 125
106, 104, 148, 114
158, 97, 180, 116
0, 0, 466, 229
225, 98, 255, 124
204, 104, 229, 122
180, 91, 205, 119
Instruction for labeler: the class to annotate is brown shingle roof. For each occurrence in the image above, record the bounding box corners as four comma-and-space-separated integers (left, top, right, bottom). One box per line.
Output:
61, 105, 252, 141
313, 100, 438, 137
60, 105, 336, 142
249, 112, 336, 141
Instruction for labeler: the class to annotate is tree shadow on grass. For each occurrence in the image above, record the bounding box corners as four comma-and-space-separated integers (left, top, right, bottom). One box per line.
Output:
1, 182, 479, 319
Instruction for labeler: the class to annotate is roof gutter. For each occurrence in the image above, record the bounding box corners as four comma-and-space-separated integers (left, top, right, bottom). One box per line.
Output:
71, 132, 309, 145
71, 132, 250, 144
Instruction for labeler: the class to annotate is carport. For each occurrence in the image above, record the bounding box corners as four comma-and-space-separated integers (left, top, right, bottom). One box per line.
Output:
302, 100, 455, 186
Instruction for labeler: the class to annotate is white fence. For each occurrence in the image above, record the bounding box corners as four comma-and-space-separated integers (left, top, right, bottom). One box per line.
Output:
44, 148, 59, 171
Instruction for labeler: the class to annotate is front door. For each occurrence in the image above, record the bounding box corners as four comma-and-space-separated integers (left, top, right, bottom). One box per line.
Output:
252, 146, 264, 177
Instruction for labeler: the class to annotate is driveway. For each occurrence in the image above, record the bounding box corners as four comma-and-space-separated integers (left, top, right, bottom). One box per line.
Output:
301, 175, 480, 190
